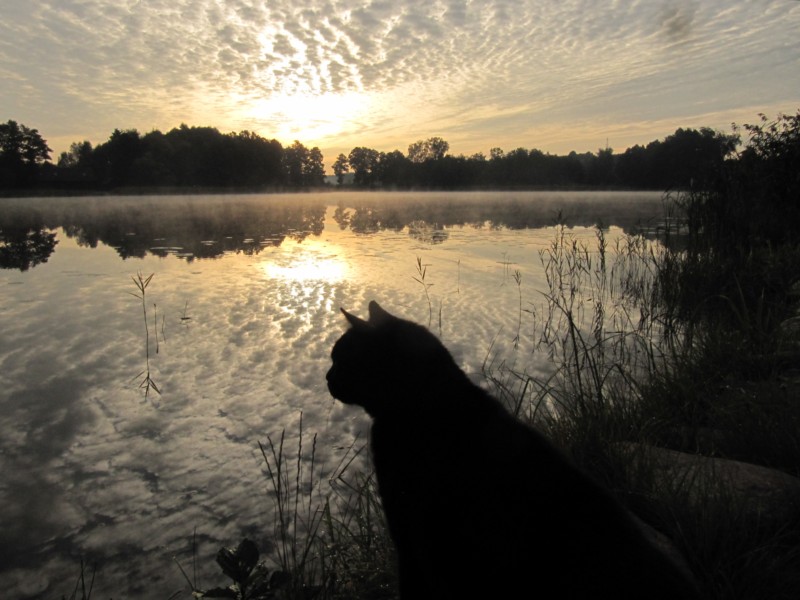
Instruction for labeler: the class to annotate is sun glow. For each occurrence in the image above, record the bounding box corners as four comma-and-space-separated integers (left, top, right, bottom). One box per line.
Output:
262, 241, 351, 283
244, 90, 373, 142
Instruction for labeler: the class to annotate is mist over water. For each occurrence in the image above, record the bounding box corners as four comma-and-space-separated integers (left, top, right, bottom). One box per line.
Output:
0, 191, 663, 598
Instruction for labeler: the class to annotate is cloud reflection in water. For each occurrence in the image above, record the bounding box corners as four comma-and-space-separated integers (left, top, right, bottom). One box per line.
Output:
0, 191, 668, 598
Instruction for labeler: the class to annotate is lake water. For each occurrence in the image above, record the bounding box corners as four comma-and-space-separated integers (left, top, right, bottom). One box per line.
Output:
0, 190, 664, 598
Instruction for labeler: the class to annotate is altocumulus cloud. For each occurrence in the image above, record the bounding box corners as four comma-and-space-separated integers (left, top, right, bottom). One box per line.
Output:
0, 0, 798, 156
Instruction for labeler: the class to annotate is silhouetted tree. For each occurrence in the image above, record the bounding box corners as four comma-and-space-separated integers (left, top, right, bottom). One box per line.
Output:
728, 111, 800, 244
640, 128, 738, 190
58, 141, 93, 168
130, 130, 177, 186
0, 117, 760, 193
227, 130, 283, 187
564, 152, 586, 185
435, 155, 476, 188
376, 150, 410, 188
407, 137, 450, 163
283, 141, 308, 186
0, 120, 52, 187
590, 147, 617, 186
407, 140, 425, 164
52, 124, 288, 190
505, 148, 532, 186
348, 147, 381, 187
305, 146, 326, 186
92, 129, 143, 187
616, 144, 650, 189
333, 153, 349, 185
282, 141, 325, 187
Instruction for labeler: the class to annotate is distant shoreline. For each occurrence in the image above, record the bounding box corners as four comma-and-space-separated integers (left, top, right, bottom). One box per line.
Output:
0, 183, 670, 199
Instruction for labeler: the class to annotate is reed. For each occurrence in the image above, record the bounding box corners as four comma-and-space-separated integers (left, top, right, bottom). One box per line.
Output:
150, 112, 800, 598
412, 256, 434, 329
128, 271, 161, 399
61, 559, 96, 600
484, 178, 800, 598
259, 413, 325, 591
253, 416, 395, 599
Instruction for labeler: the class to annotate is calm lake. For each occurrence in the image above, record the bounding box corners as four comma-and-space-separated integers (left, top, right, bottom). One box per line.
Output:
0, 190, 665, 598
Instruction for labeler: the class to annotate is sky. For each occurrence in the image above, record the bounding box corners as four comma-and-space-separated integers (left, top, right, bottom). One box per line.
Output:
1, 0, 799, 167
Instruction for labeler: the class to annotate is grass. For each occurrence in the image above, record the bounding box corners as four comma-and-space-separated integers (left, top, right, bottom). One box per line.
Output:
169, 417, 395, 600
230, 119, 800, 598
73, 110, 800, 599
61, 560, 96, 600
257, 422, 397, 600
412, 256, 434, 329
482, 216, 800, 599
128, 271, 161, 399
258, 414, 325, 593
190, 197, 795, 599
483, 113, 800, 598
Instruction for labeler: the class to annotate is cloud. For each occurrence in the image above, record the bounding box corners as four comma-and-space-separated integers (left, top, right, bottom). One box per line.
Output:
0, 0, 797, 157
658, 0, 697, 43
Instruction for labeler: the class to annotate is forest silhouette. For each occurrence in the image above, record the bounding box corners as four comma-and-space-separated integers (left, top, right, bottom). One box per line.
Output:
0, 120, 739, 192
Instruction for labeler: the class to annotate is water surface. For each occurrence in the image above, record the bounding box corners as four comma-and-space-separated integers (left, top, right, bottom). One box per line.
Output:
0, 190, 664, 598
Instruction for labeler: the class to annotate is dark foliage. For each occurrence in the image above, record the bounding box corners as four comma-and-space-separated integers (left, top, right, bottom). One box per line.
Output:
1, 119, 751, 193
0, 120, 52, 188
657, 111, 800, 330
87, 125, 289, 189
335, 129, 739, 190
191, 539, 289, 599
5, 123, 326, 191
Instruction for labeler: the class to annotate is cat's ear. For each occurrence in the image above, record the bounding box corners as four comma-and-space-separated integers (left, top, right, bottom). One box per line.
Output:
340, 307, 371, 331
368, 301, 394, 326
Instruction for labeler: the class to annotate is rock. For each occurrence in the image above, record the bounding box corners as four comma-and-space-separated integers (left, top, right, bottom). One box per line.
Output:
621, 443, 800, 523
631, 514, 696, 586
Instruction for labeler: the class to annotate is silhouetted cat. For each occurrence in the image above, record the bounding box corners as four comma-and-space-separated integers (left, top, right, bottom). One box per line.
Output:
327, 301, 698, 599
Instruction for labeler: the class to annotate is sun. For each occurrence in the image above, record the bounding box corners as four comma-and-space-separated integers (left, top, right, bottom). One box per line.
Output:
243, 90, 372, 142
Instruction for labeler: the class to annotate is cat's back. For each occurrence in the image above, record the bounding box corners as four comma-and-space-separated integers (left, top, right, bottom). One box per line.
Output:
328, 302, 699, 599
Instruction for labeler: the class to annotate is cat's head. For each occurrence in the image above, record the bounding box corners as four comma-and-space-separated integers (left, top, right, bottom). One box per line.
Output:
326, 300, 462, 418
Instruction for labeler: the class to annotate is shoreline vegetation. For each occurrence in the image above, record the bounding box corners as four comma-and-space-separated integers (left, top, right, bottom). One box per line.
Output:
1, 116, 750, 195
46, 110, 800, 599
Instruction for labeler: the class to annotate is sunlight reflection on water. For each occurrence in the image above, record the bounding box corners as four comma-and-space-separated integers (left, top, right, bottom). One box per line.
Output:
262, 240, 351, 284
0, 191, 665, 598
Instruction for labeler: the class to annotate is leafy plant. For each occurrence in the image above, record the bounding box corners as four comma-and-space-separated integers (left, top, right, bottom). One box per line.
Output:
177, 538, 288, 600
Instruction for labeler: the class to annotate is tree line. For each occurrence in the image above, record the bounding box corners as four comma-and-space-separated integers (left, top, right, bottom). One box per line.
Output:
0, 122, 324, 191
334, 128, 738, 190
1, 119, 742, 192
